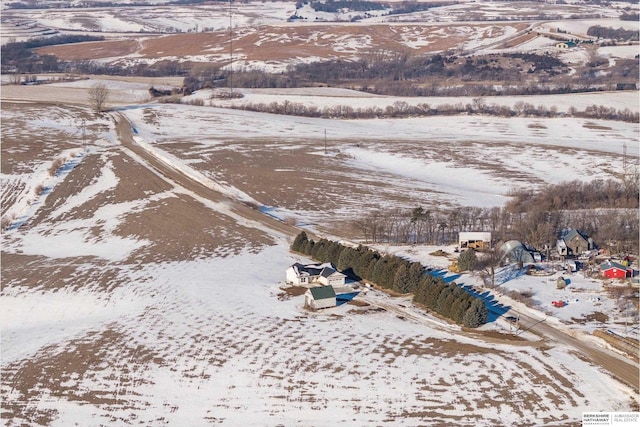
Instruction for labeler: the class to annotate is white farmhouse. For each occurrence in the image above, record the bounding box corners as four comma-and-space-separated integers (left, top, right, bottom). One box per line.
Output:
286, 262, 346, 287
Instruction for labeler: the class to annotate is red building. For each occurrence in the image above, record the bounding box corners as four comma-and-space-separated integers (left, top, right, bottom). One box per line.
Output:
600, 261, 631, 279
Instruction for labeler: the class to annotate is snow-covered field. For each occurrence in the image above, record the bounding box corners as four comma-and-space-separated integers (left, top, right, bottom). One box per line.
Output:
2, 82, 639, 424
3, 239, 634, 426
1, 1, 639, 424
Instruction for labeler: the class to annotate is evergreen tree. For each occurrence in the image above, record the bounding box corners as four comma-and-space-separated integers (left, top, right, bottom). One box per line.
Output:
407, 262, 424, 293
303, 238, 315, 255
291, 231, 308, 253
377, 255, 397, 288
457, 248, 478, 271
435, 286, 453, 312
337, 246, 354, 271
441, 293, 456, 318
451, 296, 472, 324
462, 299, 488, 328
393, 264, 411, 293
423, 282, 446, 309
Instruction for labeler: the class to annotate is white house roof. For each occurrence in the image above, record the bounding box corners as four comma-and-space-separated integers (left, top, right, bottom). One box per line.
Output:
459, 232, 491, 241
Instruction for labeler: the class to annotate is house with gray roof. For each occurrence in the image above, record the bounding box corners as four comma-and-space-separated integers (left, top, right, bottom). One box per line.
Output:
286, 262, 346, 287
557, 229, 594, 257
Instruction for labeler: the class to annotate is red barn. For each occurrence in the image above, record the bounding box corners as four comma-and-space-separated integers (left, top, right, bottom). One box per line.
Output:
600, 261, 631, 279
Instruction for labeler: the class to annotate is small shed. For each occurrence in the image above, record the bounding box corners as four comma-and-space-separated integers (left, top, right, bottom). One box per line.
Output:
459, 232, 492, 250
555, 41, 577, 49
304, 286, 336, 310
600, 261, 631, 279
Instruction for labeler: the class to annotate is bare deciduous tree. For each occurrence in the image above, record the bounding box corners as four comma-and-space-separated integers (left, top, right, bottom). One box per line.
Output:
9, 73, 22, 85
88, 82, 110, 113
476, 246, 505, 289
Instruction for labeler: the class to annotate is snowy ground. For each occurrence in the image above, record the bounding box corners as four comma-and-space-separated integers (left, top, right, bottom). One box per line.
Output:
2, 87, 638, 425
376, 245, 639, 340
4, 240, 635, 426
1, 1, 639, 423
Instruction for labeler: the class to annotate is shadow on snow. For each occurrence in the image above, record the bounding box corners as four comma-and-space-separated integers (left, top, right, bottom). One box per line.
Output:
429, 268, 511, 323
336, 292, 360, 306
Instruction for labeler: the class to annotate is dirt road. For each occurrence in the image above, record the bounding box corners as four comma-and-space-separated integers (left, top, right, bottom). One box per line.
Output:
114, 112, 302, 240
114, 110, 639, 392
516, 312, 639, 391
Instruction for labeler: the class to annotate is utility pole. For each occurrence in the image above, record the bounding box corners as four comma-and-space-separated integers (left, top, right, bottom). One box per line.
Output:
324, 128, 327, 155
81, 119, 86, 152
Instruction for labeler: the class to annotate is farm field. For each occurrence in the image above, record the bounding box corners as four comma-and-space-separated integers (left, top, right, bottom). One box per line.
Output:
1, 0, 639, 425
2, 78, 638, 426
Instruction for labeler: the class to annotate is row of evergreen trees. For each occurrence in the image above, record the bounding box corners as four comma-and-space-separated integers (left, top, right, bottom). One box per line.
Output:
291, 232, 488, 328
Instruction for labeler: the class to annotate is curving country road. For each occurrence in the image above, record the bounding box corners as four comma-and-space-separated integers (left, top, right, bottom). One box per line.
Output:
114, 109, 639, 393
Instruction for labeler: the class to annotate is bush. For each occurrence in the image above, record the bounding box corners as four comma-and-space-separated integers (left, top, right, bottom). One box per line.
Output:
48, 158, 64, 176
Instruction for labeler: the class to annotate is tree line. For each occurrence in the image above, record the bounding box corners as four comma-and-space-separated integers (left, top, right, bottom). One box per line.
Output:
1, 35, 103, 74
219, 98, 639, 123
352, 176, 639, 255
587, 25, 639, 41
177, 49, 636, 98
291, 231, 488, 328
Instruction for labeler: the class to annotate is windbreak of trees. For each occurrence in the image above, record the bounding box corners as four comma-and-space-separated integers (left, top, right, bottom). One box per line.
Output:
5, 0, 224, 8
587, 25, 639, 41
620, 13, 639, 21
291, 232, 488, 327
178, 49, 639, 98
308, 0, 387, 13
352, 175, 639, 255
1, 35, 104, 73
506, 179, 639, 212
222, 98, 639, 123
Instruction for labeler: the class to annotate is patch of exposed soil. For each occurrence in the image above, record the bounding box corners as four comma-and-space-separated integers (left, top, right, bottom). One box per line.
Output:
1, 253, 128, 292
278, 285, 308, 300
2, 327, 163, 424
572, 311, 609, 324
35, 39, 139, 61
0, 103, 90, 175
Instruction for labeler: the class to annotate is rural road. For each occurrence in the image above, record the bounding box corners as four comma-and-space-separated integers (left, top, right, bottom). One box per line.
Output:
515, 311, 639, 391
115, 109, 639, 392
114, 112, 302, 241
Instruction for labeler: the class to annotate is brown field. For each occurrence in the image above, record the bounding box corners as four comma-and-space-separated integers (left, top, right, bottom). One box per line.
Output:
37, 22, 529, 67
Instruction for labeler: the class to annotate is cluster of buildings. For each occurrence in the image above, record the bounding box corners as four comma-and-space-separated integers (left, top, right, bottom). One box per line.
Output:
459, 230, 636, 280
285, 262, 349, 310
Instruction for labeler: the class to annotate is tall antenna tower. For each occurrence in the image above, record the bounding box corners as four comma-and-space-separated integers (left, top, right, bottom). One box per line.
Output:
228, 0, 233, 96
